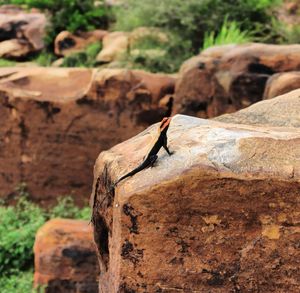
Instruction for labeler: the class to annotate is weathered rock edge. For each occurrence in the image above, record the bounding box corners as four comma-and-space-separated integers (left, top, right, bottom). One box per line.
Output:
91, 113, 300, 292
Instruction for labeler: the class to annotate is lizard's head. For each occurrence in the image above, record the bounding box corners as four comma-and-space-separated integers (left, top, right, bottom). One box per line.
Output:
159, 117, 171, 132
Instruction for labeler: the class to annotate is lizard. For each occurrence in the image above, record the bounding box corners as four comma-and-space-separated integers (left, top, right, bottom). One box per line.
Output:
113, 116, 173, 187
90, 117, 173, 224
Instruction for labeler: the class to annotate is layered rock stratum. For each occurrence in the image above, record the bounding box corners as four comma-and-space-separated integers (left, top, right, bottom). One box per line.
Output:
91, 90, 300, 292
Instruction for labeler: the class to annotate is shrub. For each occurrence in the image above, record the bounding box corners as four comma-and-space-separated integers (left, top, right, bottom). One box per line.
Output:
2, 0, 112, 47
0, 270, 38, 293
113, 0, 280, 53
0, 184, 90, 279
202, 18, 253, 50
61, 42, 102, 67
0, 196, 45, 275
34, 51, 56, 66
271, 19, 300, 44
47, 196, 90, 220
123, 32, 191, 73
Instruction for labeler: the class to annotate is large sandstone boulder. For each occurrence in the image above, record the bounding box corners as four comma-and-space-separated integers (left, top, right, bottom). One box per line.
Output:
263, 72, 300, 99
34, 219, 99, 293
91, 95, 300, 292
0, 5, 46, 58
54, 30, 108, 57
175, 43, 300, 118
0, 67, 175, 205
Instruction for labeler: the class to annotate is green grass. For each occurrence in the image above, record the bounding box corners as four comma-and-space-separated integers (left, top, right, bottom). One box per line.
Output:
60, 42, 102, 67
202, 18, 253, 50
0, 58, 16, 67
0, 183, 90, 292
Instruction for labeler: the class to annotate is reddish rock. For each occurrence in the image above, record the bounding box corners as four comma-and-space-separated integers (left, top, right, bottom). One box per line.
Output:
91, 93, 300, 292
175, 43, 300, 118
54, 30, 108, 57
0, 67, 175, 206
0, 6, 46, 58
34, 219, 99, 293
263, 71, 300, 99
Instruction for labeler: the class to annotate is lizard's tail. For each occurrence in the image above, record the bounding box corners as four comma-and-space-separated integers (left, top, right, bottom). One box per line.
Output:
113, 160, 148, 187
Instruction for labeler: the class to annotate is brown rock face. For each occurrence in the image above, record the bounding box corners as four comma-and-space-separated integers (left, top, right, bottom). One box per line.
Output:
34, 219, 99, 293
0, 6, 46, 58
175, 43, 300, 118
91, 104, 300, 291
0, 67, 175, 205
54, 30, 108, 57
263, 71, 300, 99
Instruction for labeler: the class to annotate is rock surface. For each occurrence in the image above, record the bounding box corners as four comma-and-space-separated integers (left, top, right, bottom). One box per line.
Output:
0, 67, 175, 205
54, 30, 107, 57
91, 106, 300, 291
96, 28, 168, 64
175, 43, 300, 118
34, 219, 99, 293
263, 71, 300, 99
96, 32, 129, 63
215, 89, 300, 127
0, 5, 46, 58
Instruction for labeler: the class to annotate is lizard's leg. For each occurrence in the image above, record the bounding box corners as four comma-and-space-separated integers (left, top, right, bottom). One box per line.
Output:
149, 154, 158, 167
163, 136, 174, 156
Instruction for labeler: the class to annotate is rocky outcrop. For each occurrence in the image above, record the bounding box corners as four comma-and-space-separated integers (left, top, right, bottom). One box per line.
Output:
96, 32, 129, 63
34, 219, 99, 293
0, 5, 46, 59
175, 43, 300, 118
96, 28, 168, 64
0, 67, 175, 205
215, 89, 300, 127
263, 72, 300, 99
91, 94, 300, 292
54, 30, 107, 57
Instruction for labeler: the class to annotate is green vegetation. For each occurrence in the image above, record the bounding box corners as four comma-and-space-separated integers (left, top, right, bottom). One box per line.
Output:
0, 184, 90, 292
271, 19, 300, 44
2, 0, 112, 47
0, 59, 16, 67
110, 0, 281, 72
0, 0, 292, 73
113, 0, 280, 53
0, 270, 37, 293
119, 33, 191, 73
202, 18, 253, 50
61, 42, 102, 67
34, 51, 56, 67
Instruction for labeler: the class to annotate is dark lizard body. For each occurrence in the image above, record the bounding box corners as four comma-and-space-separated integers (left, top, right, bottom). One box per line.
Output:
114, 117, 172, 186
